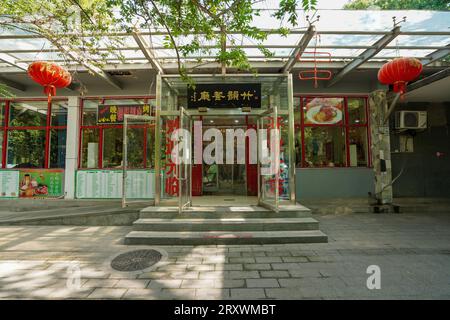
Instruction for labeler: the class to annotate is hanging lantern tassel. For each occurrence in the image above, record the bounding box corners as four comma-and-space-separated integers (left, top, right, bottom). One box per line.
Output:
28, 61, 72, 104
44, 85, 56, 103
378, 57, 423, 98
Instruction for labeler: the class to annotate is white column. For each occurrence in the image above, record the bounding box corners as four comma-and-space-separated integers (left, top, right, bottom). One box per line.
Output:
64, 96, 80, 199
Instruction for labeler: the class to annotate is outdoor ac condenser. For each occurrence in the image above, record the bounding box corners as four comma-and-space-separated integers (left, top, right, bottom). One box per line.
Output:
395, 111, 427, 130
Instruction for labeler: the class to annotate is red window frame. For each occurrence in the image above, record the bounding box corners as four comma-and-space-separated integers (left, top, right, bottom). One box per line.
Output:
78, 95, 156, 170
0, 98, 68, 169
294, 94, 371, 168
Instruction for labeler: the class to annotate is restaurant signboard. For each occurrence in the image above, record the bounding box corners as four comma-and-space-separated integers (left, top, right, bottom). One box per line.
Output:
187, 83, 261, 109
97, 104, 152, 124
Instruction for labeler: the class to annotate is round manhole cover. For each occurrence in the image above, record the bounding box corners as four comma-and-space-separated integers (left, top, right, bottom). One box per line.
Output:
110, 249, 162, 272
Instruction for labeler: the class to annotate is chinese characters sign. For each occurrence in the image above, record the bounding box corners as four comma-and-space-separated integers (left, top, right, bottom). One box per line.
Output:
97, 104, 152, 124
164, 119, 179, 196
187, 83, 261, 109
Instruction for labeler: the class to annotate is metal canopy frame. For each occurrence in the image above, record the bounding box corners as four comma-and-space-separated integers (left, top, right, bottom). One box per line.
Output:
0, 28, 448, 85
327, 26, 401, 87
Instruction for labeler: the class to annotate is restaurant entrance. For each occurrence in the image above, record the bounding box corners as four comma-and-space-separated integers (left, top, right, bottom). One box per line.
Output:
149, 74, 295, 213
193, 115, 256, 197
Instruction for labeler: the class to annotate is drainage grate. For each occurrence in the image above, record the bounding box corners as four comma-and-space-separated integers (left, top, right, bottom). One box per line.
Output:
110, 249, 162, 272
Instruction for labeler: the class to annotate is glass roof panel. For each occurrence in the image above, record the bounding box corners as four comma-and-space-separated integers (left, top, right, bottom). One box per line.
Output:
375, 49, 436, 58
0, 9, 448, 70
393, 35, 450, 47
251, 9, 450, 33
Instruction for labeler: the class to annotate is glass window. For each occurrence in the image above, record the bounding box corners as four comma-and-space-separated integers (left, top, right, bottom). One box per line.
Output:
0, 102, 5, 126
9, 101, 48, 127
295, 129, 302, 167
294, 97, 301, 125
50, 129, 66, 168
82, 100, 99, 126
348, 127, 368, 167
81, 128, 99, 168
0, 131, 3, 167
126, 127, 145, 168
7, 130, 46, 168
51, 101, 68, 126
103, 128, 123, 168
304, 127, 346, 167
348, 98, 367, 125
103, 127, 146, 168
303, 97, 344, 125
146, 126, 155, 168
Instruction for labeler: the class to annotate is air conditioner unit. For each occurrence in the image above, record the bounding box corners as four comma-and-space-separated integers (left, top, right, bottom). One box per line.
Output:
395, 111, 427, 129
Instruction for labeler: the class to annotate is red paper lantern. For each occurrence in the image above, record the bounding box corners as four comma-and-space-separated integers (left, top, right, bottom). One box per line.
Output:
378, 57, 423, 94
27, 61, 72, 103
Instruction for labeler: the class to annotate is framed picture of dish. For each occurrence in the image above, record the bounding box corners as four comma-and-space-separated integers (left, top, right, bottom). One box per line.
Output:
303, 98, 344, 125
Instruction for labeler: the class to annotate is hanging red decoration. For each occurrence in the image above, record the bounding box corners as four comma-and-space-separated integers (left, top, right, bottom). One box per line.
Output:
378, 57, 423, 95
27, 61, 72, 103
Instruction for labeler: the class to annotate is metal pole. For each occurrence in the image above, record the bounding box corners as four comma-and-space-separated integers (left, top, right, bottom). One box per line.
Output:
287, 73, 296, 203
122, 115, 128, 208
274, 102, 279, 212
154, 74, 162, 206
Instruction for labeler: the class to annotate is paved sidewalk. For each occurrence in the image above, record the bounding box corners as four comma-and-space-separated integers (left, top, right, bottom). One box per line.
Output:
0, 212, 449, 299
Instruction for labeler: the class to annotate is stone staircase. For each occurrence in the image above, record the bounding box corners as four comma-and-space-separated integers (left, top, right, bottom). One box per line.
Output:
124, 204, 328, 245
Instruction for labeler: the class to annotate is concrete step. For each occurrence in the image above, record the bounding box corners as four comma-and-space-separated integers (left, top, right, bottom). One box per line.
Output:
124, 230, 328, 245
133, 217, 319, 231
139, 205, 311, 219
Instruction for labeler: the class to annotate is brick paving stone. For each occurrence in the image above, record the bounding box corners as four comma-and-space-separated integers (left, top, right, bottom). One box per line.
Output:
228, 257, 256, 264
169, 271, 199, 279
215, 264, 243, 271
195, 289, 230, 300
243, 263, 272, 271
230, 288, 266, 299
265, 251, 292, 257
122, 288, 157, 300
282, 257, 309, 263
82, 279, 119, 288
187, 264, 215, 271
148, 279, 182, 289
246, 279, 279, 288
271, 263, 303, 270
114, 279, 150, 289
181, 279, 215, 289
255, 257, 283, 263
198, 271, 224, 279
260, 271, 290, 278
137, 271, 167, 279
214, 279, 246, 288
225, 271, 260, 279
160, 288, 196, 299
88, 288, 127, 299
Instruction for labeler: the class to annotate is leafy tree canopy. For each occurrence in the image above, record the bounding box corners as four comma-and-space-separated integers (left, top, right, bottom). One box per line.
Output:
344, 0, 450, 10
0, 0, 317, 92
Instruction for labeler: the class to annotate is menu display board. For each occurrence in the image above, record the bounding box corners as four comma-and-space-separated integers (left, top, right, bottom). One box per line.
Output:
0, 170, 19, 198
76, 170, 155, 199
18, 169, 64, 198
187, 83, 261, 109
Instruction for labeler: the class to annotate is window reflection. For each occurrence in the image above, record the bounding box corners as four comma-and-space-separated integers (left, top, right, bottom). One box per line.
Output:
7, 130, 46, 168
304, 127, 346, 167
9, 102, 47, 127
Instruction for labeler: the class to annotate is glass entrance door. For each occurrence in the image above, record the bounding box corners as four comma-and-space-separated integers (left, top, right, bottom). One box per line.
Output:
178, 107, 192, 213
258, 107, 280, 212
